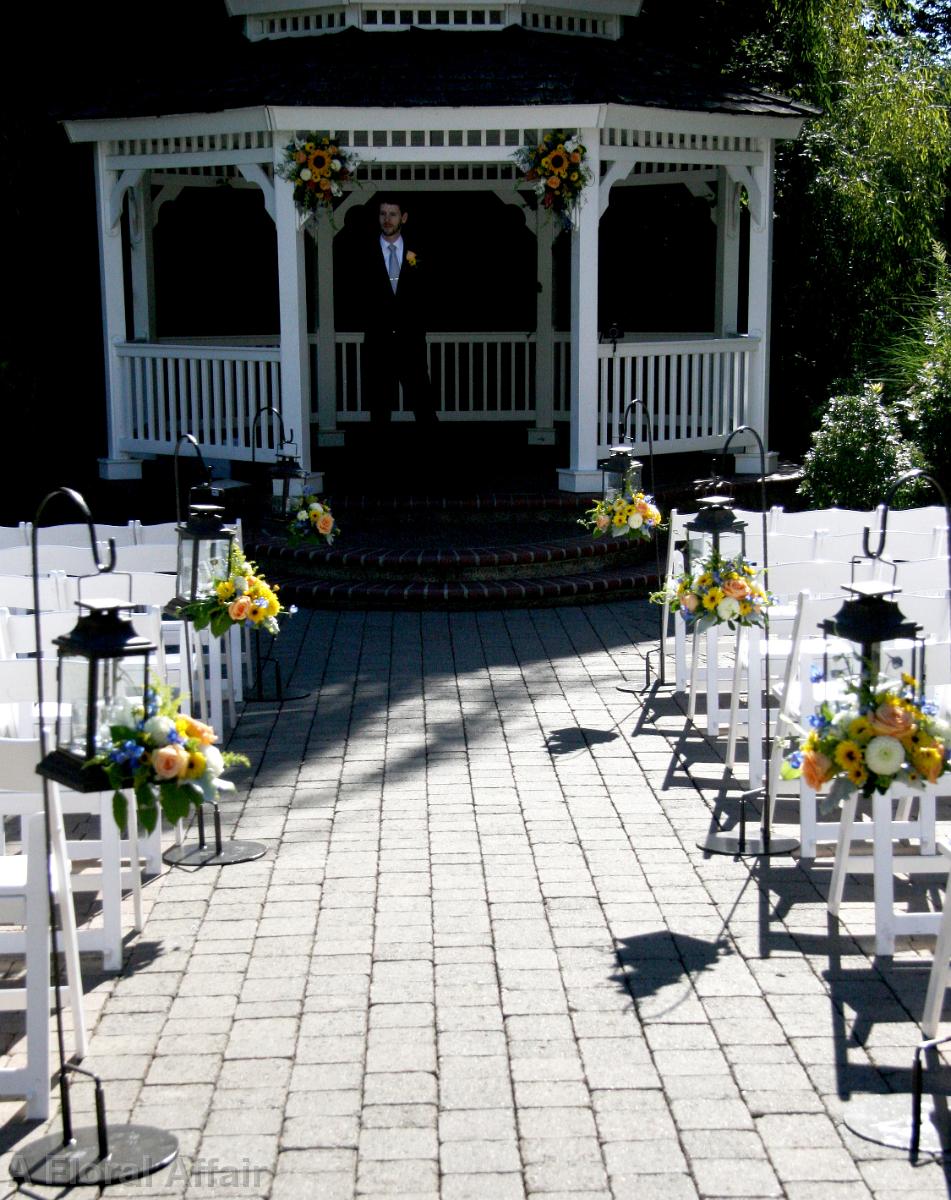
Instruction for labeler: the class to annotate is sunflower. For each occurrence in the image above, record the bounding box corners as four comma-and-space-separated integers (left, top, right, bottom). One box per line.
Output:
834, 740, 862, 770
847, 764, 869, 788
547, 146, 569, 176
309, 148, 331, 177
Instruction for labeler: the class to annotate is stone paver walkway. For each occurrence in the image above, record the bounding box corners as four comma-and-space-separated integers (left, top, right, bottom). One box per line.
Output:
2, 601, 950, 1198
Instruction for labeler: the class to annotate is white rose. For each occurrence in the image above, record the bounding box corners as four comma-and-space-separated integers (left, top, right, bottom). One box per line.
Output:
865, 735, 905, 776
716, 597, 740, 622
331, 158, 341, 170
143, 715, 176, 746
330, 182, 342, 197
627, 513, 644, 530
309, 502, 323, 513
299, 168, 312, 181
296, 509, 308, 522
203, 744, 224, 779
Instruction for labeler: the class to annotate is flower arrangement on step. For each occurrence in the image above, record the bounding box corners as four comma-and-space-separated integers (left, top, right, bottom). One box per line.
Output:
277, 134, 356, 217
514, 129, 592, 227
179, 545, 291, 637
288, 495, 339, 546
88, 679, 249, 833
650, 550, 770, 633
782, 667, 950, 807
580, 489, 664, 543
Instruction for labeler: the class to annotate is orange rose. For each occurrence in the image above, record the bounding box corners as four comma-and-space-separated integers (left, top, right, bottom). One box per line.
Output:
316, 513, 334, 536
181, 715, 217, 745
682, 593, 699, 613
802, 750, 833, 790
228, 596, 253, 621
595, 513, 610, 531
570, 151, 581, 163
547, 176, 561, 189
869, 702, 914, 737
152, 743, 189, 781
721, 577, 750, 600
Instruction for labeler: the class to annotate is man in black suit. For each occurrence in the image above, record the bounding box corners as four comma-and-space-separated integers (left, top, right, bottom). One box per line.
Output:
361, 195, 439, 436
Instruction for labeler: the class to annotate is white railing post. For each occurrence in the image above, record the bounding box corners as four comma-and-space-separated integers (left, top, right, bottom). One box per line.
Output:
530, 210, 555, 445
129, 173, 156, 341
274, 137, 311, 470
95, 142, 141, 480
714, 166, 740, 337
315, 217, 343, 446
740, 142, 777, 473
558, 127, 602, 493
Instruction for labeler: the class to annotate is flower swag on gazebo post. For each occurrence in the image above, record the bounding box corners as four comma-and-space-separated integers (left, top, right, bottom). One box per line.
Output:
62, 1, 815, 492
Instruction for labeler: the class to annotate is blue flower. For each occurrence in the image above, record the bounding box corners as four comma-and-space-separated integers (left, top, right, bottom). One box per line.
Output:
808, 713, 828, 730
809, 665, 824, 683
110, 739, 145, 767
922, 700, 939, 716
788, 750, 803, 768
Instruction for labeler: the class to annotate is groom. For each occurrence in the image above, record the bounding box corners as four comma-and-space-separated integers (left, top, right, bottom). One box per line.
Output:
360, 195, 439, 435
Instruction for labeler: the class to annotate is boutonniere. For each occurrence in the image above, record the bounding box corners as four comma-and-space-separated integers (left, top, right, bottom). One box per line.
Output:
405, 251, 418, 268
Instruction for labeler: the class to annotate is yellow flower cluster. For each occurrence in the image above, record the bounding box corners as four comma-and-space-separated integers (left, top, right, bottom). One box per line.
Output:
582, 490, 663, 543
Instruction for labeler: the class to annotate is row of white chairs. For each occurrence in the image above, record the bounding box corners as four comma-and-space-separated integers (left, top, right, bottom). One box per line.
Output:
0, 520, 178, 550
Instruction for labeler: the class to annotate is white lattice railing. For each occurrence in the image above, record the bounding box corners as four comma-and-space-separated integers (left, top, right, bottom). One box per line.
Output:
116, 341, 283, 460
597, 336, 760, 458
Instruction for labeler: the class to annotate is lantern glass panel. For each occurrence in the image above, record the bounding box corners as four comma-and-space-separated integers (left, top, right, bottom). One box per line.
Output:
176, 533, 233, 602
56, 654, 149, 762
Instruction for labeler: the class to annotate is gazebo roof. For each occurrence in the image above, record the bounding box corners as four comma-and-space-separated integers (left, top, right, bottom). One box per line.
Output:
57, 25, 816, 124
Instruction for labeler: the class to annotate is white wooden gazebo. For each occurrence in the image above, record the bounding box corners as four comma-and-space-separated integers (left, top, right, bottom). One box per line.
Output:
63, 0, 814, 491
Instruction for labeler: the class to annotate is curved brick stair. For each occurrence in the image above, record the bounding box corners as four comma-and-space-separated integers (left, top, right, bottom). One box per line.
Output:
245, 492, 664, 610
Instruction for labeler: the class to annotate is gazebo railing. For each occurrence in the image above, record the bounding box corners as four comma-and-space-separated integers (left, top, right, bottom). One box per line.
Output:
330, 332, 571, 420
116, 341, 283, 459
597, 335, 760, 457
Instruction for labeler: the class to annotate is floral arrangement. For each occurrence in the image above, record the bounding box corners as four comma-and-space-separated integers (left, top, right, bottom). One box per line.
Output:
580, 489, 664, 543
276, 134, 355, 216
288, 495, 339, 546
650, 550, 770, 633
514, 129, 592, 227
782, 667, 950, 806
179, 545, 290, 637
88, 680, 249, 833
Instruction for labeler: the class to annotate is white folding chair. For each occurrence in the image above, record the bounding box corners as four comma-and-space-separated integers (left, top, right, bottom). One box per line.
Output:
0, 546, 107, 578
113, 543, 177, 573
768, 507, 878, 536
35, 523, 137, 549
0, 525, 30, 549
0, 572, 70, 613
0, 749, 87, 1119
921, 842, 951, 1036
132, 521, 178, 545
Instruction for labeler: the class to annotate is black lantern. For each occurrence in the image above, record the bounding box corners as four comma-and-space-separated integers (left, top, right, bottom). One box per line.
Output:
174, 499, 236, 610
822, 578, 925, 694
599, 445, 642, 503
37, 600, 156, 795
269, 437, 309, 520
683, 492, 747, 577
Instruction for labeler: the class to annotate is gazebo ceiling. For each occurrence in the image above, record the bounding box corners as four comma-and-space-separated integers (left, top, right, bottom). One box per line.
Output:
57, 25, 815, 125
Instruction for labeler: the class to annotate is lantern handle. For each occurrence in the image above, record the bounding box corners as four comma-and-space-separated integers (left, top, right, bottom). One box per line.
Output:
250, 405, 289, 465
863, 469, 951, 559
33, 487, 117, 580
173, 433, 212, 529
622, 399, 656, 500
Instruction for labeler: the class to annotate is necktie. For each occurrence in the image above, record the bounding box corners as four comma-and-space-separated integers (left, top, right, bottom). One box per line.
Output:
387, 243, 399, 293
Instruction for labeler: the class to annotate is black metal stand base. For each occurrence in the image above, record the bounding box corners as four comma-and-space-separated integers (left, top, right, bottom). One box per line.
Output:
843, 1093, 951, 1159
162, 800, 266, 869
243, 633, 309, 704
698, 832, 800, 858
10, 1123, 178, 1187
163, 839, 266, 867
698, 789, 799, 858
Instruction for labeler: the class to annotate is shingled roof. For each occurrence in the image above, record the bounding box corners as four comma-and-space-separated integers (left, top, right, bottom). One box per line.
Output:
59, 25, 816, 123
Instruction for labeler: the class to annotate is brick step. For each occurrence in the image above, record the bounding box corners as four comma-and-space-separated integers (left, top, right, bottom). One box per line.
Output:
272, 563, 663, 611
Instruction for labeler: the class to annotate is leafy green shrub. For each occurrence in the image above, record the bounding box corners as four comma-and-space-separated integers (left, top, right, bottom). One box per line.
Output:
904, 246, 951, 495
798, 382, 925, 509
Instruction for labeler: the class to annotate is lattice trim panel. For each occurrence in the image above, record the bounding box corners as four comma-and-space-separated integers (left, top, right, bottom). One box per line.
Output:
603, 128, 758, 154
109, 132, 274, 159
520, 8, 618, 37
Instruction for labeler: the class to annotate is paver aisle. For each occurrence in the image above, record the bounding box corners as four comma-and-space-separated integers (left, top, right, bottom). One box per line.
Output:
2, 603, 947, 1198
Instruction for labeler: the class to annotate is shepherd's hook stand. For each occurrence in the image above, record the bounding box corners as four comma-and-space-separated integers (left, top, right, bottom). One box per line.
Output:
13, 488, 178, 1188
696, 427, 798, 859
841, 1034, 951, 1160
244, 629, 309, 704
163, 797, 266, 868
11, 1064, 178, 1187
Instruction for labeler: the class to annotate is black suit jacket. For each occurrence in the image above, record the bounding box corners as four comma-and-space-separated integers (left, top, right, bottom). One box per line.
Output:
361, 241, 428, 342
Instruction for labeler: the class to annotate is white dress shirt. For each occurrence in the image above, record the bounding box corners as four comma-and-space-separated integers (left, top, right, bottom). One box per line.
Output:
381, 235, 404, 269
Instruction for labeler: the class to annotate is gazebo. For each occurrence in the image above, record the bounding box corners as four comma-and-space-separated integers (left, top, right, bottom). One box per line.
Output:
62, 0, 815, 491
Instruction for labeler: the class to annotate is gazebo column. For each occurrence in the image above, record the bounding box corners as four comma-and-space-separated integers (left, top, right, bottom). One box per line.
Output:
274, 148, 312, 471
737, 142, 778, 473
315, 217, 343, 447
714, 167, 739, 337
557, 129, 602, 493
94, 142, 141, 480
529, 210, 555, 446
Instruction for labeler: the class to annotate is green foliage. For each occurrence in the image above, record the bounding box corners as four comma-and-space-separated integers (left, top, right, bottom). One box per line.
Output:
898, 245, 951, 491
799, 382, 925, 507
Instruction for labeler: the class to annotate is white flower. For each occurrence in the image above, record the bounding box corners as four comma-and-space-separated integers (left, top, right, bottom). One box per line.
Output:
716, 597, 740, 621
331, 158, 341, 171
143, 715, 176, 746
231, 575, 247, 595
565, 136, 579, 152
627, 513, 644, 530
308, 501, 323, 513
296, 509, 308, 523
330, 182, 342, 197
865, 735, 905, 776
299, 168, 312, 181
203, 744, 224, 779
